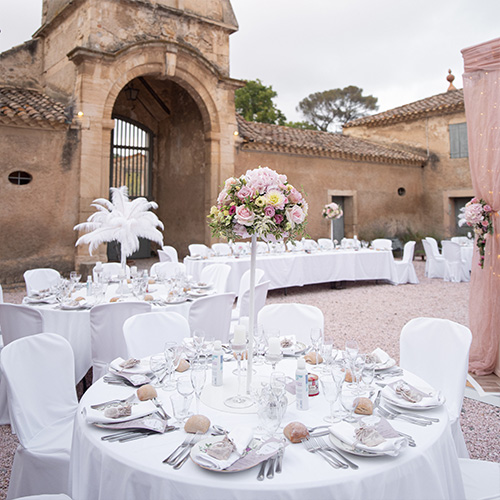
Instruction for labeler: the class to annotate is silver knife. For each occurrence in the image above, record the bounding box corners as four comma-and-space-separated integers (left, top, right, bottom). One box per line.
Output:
266, 455, 276, 479
275, 448, 284, 474
257, 459, 268, 481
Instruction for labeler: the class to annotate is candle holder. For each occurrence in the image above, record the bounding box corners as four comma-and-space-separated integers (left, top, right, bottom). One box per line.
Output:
224, 341, 253, 409
265, 352, 283, 371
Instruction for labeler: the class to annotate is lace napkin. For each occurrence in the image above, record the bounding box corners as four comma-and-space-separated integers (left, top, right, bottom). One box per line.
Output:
109, 357, 151, 375
383, 380, 442, 407
84, 400, 157, 424
329, 416, 406, 456
280, 335, 297, 355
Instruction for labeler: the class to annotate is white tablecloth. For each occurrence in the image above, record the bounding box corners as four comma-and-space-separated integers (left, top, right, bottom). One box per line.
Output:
185, 249, 398, 295
71, 360, 465, 500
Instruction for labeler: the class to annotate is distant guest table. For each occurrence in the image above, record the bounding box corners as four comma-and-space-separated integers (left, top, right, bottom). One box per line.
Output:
185, 249, 399, 294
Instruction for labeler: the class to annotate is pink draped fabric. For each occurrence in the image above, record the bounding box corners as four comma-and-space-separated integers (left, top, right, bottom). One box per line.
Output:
462, 37, 500, 375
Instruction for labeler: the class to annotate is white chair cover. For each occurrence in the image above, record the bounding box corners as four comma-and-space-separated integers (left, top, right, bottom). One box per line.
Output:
211, 243, 232, 256
258, 304, 324, 344
150, 262, 186, 280
236, 268, 265, 301
94, 263, 130, 282
232, 242, 249, 255
90, 302, 151, 383
232, 280, 270, 327
451, 236, 470, 245
123, 311, 190, 358
341, 238, 356, 249
426, 237, 442, 258
188, 244, 210, 258
317, 238, 334, 250
400, 317, 472, 458
188, 293, 236, 343
159, 245, 179, 263
256, 241, 269, 254
1, 333, 77, 499
394, 241, 419, 284
286, 240, 303, 252
442, 240, 470, 283
302, 239, 319, 251
458, 458, 500, 500
23, 269, 61, 295
371, 238, 392, 250
422, 239, 446, 278
200, 264, 231, 294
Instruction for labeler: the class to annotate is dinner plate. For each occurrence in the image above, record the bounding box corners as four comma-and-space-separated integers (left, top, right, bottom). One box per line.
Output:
281, 341, 307, 356
191, 282, 211, 290
328, 433, 383, 457
374, 358, 397, 371
187, 289, 213, 298
381, 386, 445, 410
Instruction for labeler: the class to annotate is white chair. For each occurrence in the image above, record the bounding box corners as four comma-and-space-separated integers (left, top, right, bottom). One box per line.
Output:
232, 280, 270, 327
123, 312, 190, 358
394, 241, 419, 284
426, 237, 442, 257
258, 304, 324, 344
23, 269, 61, 295
233, 242, 249, 255
188, 293, 236, 343
451, 236, 470, 246
286, 240, 303, 252
89, 302, 151, 383
371, 238, 392, 251
150, 262, 186, 280
94, 263, 130, 282
233, 268, 266, 319
422, 239, 446, 278
302, 239, 319, 251
211, 243, 232, 256
442, 240, 470, 283
341, 238, 356, 249
317, 238, 334, 250
188, 244, 211, 258
256, 241, 269, 254
1, 333, 78, 499
199, 264, 231, 294
400, 317, 472, 458
158, 245, 179, 263
458, 458, 500, 500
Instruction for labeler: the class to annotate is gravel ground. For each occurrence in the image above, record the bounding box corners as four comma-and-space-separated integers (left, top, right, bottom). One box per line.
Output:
0, 259, 498, 499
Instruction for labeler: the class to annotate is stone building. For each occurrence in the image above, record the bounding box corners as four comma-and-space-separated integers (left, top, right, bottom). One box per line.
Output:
0, 0, 473, 284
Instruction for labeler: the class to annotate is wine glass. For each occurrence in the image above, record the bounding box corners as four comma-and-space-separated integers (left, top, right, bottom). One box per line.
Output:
270, 371, 287, 401
319, 340, 334, 373
192, 330, 206, 360
340, 386, 358, 423
320, 377, 341, 423
350, 354, 366, 394
310, 327, 323, 365
149, 354, 166, 388
225, 339, 253, 409
362, 358, 376, 390
190, 361, 206, 414
345, 339, 359, 361
176, 374, 194, 419
163, 343, 182, 391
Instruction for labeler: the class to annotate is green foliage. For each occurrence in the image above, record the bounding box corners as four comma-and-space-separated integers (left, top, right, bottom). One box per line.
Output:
235, 79, 287, 125
284, 121, 318, 130
297, 85, 378, 132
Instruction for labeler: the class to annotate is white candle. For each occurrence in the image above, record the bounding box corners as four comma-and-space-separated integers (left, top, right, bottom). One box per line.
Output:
268, 337, 281, 356
233, 325, 247, 345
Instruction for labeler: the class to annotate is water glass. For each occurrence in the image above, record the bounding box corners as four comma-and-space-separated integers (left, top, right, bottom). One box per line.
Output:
149, 354, 166, 388
164, 343, 182, 391
170, 393, 192, 424
190, 361, 206, 414
320, 377, 341, 423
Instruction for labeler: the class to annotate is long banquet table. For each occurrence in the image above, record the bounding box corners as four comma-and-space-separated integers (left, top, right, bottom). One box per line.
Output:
185, 249, 399, 295
70, 358, 465, 500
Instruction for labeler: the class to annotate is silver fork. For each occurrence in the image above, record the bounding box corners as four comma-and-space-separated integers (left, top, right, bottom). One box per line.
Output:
313, 437, 358, 470
378, 406, 430, 426
172, 434, 203, 470
90, 393, 136, 410
302, 437, 342, 469
163, 434, 194, 464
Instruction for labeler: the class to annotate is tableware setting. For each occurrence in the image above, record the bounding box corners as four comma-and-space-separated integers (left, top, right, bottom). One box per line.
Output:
381, 380, 445, 410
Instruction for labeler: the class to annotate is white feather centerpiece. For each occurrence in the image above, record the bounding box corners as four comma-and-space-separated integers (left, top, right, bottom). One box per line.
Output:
74, 186, 164, 285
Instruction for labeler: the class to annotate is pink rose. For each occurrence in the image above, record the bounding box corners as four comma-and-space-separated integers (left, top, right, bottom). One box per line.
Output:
471, 197, 479, 204
236, 185, 255, 201
264, 206, 276, 217
286, 205, 306, 227
288, 187, 302, 204
482, 220, 489, 228
274, 214, 284, 224
224, 177, 239, 189
234, 223, 250, 238
484, 205, 492, 212
229, 205, 236, 215
235, 205, 256, 226
217, 189, 230, 206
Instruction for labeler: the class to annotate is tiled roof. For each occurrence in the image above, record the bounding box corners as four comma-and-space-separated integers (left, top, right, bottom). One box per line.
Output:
237, 115, 427, 165
344, 89, 464, 128
0, 86, 68, 128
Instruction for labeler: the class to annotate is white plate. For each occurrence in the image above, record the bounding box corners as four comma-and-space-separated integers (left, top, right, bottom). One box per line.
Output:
329, 433, 384, 457
191, 282, 211, 290
187, 290, 213, 298
282, 341, 307, 355
381, 386, 445, 410
374, 358, 397, 371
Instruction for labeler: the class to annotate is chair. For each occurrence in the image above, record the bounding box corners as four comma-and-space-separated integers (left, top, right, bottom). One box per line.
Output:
422, 239, 446, 278
257, 304, 324, 344
458, 458, 500, 500
426, 236, 442, 256
158, 245, 179, 263
317, 238, 334, 250
400, 317, 472, 458
150, 262, 186, 280
211, 243, 232, 256
231, 280, 270, 327
188, 244, 211, 258
394, 241, 419, 284
123, 312, 190, 358
286, 240, 303, 252
94, 263, 130, 282
89, 302, 151, 383
232, 268, 265, 321
302, 239, 319, 251
188, 293, 236, 343
340, 238, 356, 249
442, 240, 470, 283
232, 242, 249, 255
1, 333, 78, 499
199, 264, 231, 294
451, 236, 470, 246
23, 269, 61, 295
256, 241, 269, 254
371, 238, 392, 251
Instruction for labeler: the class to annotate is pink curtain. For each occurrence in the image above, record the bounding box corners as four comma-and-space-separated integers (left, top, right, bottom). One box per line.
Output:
462, 38, 500, 375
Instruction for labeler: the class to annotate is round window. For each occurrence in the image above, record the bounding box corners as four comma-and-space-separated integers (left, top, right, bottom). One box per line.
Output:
397, 187, 406, 196
8, 171, 33, 185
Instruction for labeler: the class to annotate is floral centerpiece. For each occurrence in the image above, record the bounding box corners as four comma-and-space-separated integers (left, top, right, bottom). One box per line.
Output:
458, 197, 494, 268
322, 202, 343, 220
208, 166, 308, 242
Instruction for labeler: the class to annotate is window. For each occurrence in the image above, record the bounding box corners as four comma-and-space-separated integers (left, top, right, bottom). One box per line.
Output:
8, 171, 32, 185
449, 122, 468, 158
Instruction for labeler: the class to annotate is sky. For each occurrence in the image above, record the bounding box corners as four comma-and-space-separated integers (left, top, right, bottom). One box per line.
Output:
1, 0, 500, 122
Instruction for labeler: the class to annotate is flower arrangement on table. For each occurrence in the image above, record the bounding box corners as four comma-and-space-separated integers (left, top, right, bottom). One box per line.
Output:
322, 202, 343, 220
458, 197, 494, 268
208, 166, 308, 242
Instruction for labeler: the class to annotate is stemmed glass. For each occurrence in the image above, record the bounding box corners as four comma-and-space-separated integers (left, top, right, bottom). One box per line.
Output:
310, 327, 323, 365
69, 271, 82, 291
225, 340, 253, 408
345, 339, 359, 361
163, 342, 182, 391
320, 377, 342, 423
351, 354, 366, 394
340, 386, 358, 423
190, 361, 206, 414
149, 354, 167, 388
362, 357, 376, 390
176, 374, 194, 420
192, 330, 206, 360
319, 340, 334, 373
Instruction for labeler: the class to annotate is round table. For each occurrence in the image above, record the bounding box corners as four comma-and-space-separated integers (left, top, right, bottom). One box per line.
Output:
71, 359, 465, 500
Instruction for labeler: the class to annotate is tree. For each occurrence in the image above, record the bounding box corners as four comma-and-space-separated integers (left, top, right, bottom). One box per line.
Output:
285, 120, 318, 130
297, 85, 378, 132
235, 79, 287, 125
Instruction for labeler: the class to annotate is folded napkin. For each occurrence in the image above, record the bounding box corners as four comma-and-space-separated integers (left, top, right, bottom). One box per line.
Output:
370, 348, 391, 365
280, 335, 297, 355
109, 357, 151, 375
329, 416, 406, 456
84, 400, 157, 424
382, 380, 442, 408
23, 296, 58, 305
195, 426, 254, 470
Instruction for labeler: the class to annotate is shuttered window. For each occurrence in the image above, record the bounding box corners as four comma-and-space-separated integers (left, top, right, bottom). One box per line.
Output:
449, 122, 468, 158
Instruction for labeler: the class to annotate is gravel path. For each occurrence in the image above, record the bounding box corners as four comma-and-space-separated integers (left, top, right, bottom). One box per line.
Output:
0, 260, 498, 499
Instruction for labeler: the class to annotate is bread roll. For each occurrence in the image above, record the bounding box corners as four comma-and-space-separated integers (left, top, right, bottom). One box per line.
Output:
354, 397, 373, 415
283, 422, 309, 443
74, 296, 85, 302
136, 384, 157, 401
344, 369, 353, 383
144, 294, 154, 301
304, 352, 323, 365
176, 359, 189, 372
109, 297, 119, 303
184, 414, 210, 434
148, 278, 155, 285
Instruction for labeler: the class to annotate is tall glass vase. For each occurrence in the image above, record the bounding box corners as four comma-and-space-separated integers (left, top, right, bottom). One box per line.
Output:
330, 219, 334, 241
246, 234, 257, 394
